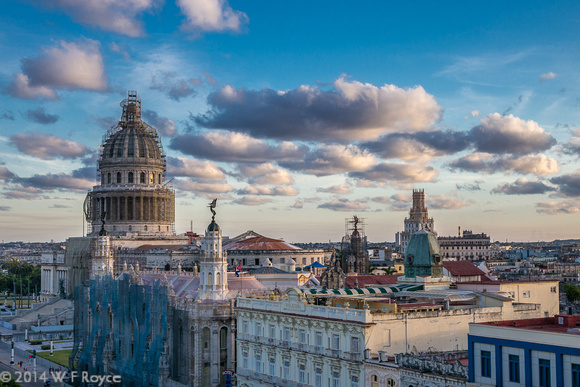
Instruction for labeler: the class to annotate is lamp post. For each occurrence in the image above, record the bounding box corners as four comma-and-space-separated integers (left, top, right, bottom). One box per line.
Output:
10, 340, 14, 365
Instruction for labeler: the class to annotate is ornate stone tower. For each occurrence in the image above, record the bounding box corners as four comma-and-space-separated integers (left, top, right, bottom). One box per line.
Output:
199, 199, 228, 301
396, 189, 435, 254
341, 215, 369, 274
91, 217, 114, 277
84, 91, 175, 237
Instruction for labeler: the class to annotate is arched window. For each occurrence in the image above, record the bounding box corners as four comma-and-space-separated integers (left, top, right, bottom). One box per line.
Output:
107, 173, 111, 184
216, 272, 221, 286
117, 172, 122, 184
208, 273, 213, 286
128, 172, 134, 184
144, 225, 148, 232
140, 172, 145, 184
220, 327, 228, 350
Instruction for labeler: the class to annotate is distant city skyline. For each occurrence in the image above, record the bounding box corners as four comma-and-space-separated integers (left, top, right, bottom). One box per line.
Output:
1, 1, 580, 243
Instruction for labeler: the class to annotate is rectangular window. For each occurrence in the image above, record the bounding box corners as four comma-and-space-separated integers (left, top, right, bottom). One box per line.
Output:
255, 356, 262, 373
351, 337, 359, 353
333, 372, 340, 387
332, 334, 340, 350
269, 324, 275, 339
284, 327, 290, 342
242, 320, 248, 334
242, 354, 248, 369
539, 358, 551, 387
572, 363, 580, 387
284, 360, 290, 380
351, 375, 359, 387
315, 368, 322, 387
255, 258, 259, 266
299, 329, 306, 344
509, 354, 520, 382
269, 358, 275, 377
316, 331, 322, 347
481, 350, 491, 378
299, 365, 306, 383
255, 322, 261, 337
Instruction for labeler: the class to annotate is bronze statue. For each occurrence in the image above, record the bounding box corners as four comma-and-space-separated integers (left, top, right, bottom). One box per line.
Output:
209, 199, 217, 220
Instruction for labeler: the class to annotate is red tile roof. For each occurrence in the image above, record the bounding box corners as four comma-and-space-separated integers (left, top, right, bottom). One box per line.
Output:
224, 236, 300, 251
344, 274, 402, 288
443, 260, 486, 276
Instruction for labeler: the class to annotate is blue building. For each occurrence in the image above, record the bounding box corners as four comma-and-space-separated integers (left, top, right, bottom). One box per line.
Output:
468, 315, 580, 386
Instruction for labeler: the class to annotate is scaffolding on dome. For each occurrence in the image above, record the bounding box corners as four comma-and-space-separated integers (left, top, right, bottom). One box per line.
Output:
341, 215, 369, 275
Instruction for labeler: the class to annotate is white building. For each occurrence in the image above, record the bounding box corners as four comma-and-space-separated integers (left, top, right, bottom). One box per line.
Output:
438, 229, 492, 261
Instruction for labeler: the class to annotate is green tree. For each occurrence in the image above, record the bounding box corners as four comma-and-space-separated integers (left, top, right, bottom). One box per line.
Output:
564, 283, 580, 303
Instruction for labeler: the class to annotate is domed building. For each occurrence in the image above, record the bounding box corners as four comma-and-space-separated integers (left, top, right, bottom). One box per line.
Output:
84, 91, 175, 237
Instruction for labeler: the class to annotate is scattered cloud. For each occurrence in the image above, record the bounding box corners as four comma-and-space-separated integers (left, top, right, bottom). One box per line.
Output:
491, 178, 556, 195
10, 132, 92, 160
316, 184, 352, 194
318, 198, 369, 212
428, 194, 471, 210
12, 40, 107, 97
290, 199, 303, 209
1, 186, 50, 200
561, 128, 580, 157
0, 206, 10, 211
142, 110, 177, 137
50, 204, 71, 209
539, 72, 557, 81
361, 130, 470, 161
177, 0, 249, 34
239, 186, 298, 196
150, 71, 201, 101
0, 167, 16, 180
7, 73, 58, 100
448, 153, 560, 176
349, 162, 438, 186
25, 107, 59, 124
15, 173, 94, 192
194, 75, 442, 142
237, 163, 294, 185
166, 157, 225, 180
109, 42, 131, 60
41, 0, 162, 37
170, 131, 307, 162
456, 181, 482, 191
536, 200, 580, 215
173, 179, 233, 193
550, 170, 580, 197
1, 111, 15, 120
387, 192, 412, 211
281, 144, 375, 176
471, 110, 480, 117
370, 196, 390, 204
232, 195, 272, 206
469, 113, 555, 155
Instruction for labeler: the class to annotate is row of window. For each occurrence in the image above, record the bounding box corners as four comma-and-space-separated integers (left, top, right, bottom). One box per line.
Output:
101, 171, 163, 185
242, 321, 359, 352
241, 353, 359, 387
480, 350, 580, 387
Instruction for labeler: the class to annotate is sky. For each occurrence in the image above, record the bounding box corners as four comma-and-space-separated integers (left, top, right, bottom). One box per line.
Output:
1, 0, 580, 243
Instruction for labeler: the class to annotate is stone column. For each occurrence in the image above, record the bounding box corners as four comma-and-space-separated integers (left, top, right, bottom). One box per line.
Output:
212, 324, 219, 386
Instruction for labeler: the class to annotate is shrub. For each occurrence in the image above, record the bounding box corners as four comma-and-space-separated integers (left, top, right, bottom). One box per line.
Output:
29, 340, 42, 345
40, 345, 50, 350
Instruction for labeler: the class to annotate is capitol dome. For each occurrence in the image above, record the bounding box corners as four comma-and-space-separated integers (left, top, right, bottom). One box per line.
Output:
84, 91, 175, 237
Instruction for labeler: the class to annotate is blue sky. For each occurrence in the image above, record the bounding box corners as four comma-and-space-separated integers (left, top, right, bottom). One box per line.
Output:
1, 0, 580, 243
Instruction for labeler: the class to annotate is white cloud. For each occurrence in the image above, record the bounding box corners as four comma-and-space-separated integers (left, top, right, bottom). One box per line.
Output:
238, 163, 294, 185
166, 157, 225, 180
10, 40, 108, 97
240, 186, 298, 196
428, 194, 471, 210
174, 179, 233, 193
232, 196, 272, 206
539, 72, 557, 81
281, 144, 376, 176
449, 152, 560, 176
177, 0, 248, 34
7, 74, 57, 100
10, 132, 92, 160
43, 0, 162, 37
350, 162, 439, 186
471, 110, 480, 117
318, 198, 369, 212
536, 200, 580, 214
316, 184, 353, 195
